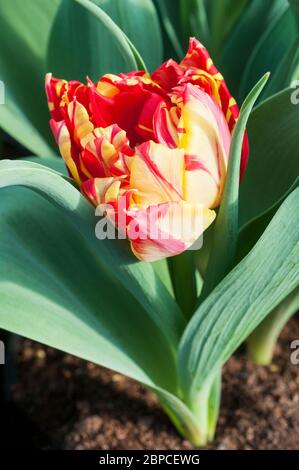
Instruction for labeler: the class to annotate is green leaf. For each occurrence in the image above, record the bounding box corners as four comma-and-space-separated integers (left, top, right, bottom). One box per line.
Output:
194, 223, 214, 278
0, 159, 186, 392
151, 259, 174, 297
239, 6, 296, 100
247, 287, 299, 365
237, 177, 299, 262
0, 159, 218, 446
199, 73, 269, 300
240, 88, 299, 227
207, 370, 221, 441
23, 156, 176, 297
155, 388, 209, 446
0, 101, 56, 157
208, 0, 249, 59
178, 187, 299, 404
220, 0, 289, 98
98, 0, 163, 71
179, 0, 210, 48
168, 251, 197, 321
191, 0, 210, 47
0, 0, 60, 155
23, 155, 66, 173
0, 159, 185, 347
263, 36, 299, 98
47, 0, 154, 81
154, 0, 185, 59
289, 0, 299, 28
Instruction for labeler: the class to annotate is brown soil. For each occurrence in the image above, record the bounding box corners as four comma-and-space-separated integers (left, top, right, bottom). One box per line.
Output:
3, 316, 299, 450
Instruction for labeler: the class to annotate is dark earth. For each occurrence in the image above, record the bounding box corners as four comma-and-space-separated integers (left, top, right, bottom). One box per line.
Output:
1, 315, 298, 450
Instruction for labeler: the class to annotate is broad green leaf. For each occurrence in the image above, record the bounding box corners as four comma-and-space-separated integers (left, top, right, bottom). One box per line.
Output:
287, 1, 299, 83
263, 36, 299, 98
75, 0, 148, 71
240, 6, 296, 99
179, 0, 210, 48
289, 0, 299, 27
191, 0, 210, 47
220, 0, 289, 98
0, 160, 186, 392
219, 0, 249, 40
24, 155, 175, 297
0, 100, 56, 158
97, 0, 162, 71
23, 155, 66, 173
0, 159, 185, 346
0, 0, 60, 155
47, 0, 154, 81
0, 189, 174, 391
0, 159, 216, 445
207, 0, 249, 59
154, 0, 185, 59
240, 88, 299, 227
151, 259, 174, 297
0, 158, 212, 448
237, 177, 299, 262
0, 130, 4, 155
178, 187, 299, 404
0, 185, 205, 447
199, 73, 269, 300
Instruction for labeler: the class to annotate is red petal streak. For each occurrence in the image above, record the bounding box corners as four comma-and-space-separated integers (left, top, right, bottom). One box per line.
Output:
153, 103, 179, 148
136, 141, 183, 200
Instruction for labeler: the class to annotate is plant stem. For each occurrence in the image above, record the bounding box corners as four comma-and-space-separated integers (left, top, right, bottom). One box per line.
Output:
161, 402, 208, 447
207, 370, 221, 441
168, 251, 197, 321
156, 371, 221, 447
188, 371, 221, 446
247, 287, 299, 365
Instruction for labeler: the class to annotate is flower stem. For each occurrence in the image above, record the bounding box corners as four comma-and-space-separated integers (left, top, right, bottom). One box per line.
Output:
158, 371, 222, 447
168, 251, 197, 321
247, 288, 299, 365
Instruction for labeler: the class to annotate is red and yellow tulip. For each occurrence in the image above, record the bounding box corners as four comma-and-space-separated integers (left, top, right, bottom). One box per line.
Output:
46, 38, 248, 262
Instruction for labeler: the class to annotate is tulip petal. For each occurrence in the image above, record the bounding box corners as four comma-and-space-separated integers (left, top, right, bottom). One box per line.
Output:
127, 201, 215, 262
66, 99, 94, 147
81, 124, 133, 180
176, 84, 231, 208
180, 38, 249, 177
151, 59, 184, 92
130, 141, 184, 206
91, 74, 165, 147
181, 37, 220, 75
45, 73, 89, 122
81, 176, 116, 206
137, 93, 166, 142
49, 118, 80, 183
153, 103, 179, 148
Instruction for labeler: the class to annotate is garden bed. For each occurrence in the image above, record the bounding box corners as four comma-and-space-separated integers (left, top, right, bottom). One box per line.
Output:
4, 316, 299, 450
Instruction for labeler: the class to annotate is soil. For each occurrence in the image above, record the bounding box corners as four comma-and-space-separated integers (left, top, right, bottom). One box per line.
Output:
2, 316, 299, 450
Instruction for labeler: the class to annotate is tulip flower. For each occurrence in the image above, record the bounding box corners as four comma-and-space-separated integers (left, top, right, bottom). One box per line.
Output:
46, 38, 248, 262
